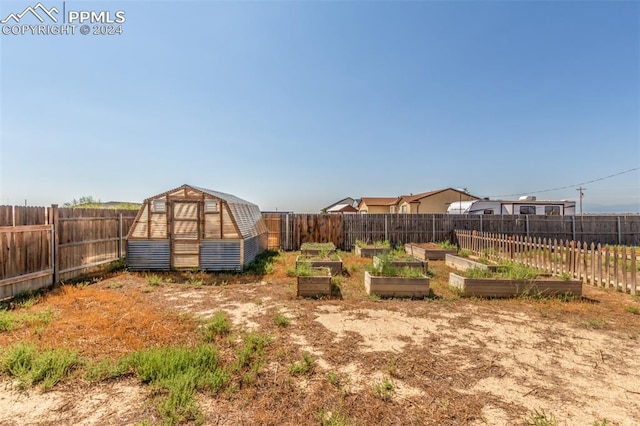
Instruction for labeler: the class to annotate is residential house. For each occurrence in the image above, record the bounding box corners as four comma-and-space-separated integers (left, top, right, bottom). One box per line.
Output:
326, 203, 358, 214
357, 197, 400, 214
396, 188, 479, 214
322, 197, 357, 213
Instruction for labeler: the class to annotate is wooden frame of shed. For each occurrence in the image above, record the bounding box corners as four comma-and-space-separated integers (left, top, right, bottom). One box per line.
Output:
126, 184, 268, 271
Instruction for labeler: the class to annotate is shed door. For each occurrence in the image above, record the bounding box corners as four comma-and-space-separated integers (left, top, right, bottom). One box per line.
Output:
171, 202, 200, 269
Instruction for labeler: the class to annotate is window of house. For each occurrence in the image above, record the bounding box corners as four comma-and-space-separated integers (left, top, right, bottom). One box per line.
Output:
152, 199, 166, 213
545, 206, 560, 216
519, 206, 536, 215
390, 206, 396, 213
401, 205, 407, 214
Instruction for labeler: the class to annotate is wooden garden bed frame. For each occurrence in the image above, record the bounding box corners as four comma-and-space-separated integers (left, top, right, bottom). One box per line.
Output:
405, 243, 457, 260
364, 271, 430, 298
449, 272, 582, 298
296, 267, 331, 297
296, 255, 342, 276
445, 254, 500, 272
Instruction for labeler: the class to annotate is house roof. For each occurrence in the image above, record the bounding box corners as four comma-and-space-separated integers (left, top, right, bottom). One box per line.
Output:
358, 197, 399, 207
398, 188, 479, 203
327, 203, 358, 213
323, 197, 356, 211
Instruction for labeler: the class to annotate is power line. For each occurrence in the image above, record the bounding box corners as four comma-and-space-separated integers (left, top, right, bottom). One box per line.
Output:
485, 167, 639, 198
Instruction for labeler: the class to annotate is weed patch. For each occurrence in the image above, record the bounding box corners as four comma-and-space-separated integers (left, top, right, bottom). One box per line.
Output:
202, 312, 231, 341
289, 352, 314, 375
524, 408, 558, 426
373, 377, 395, 401
1, 343, 80, 390
274, 311, 290, 327
125, 344, 229, 424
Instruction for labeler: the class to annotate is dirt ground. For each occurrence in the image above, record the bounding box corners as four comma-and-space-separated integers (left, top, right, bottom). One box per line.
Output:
0, 251, 639, 425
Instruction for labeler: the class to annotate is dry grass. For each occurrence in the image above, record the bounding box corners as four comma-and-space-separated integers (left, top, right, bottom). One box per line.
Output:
0, 285, 199, 359
0, 249, 639, 425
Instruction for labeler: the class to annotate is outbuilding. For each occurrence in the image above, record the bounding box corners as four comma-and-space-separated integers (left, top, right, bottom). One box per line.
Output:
127, 184, 267, 271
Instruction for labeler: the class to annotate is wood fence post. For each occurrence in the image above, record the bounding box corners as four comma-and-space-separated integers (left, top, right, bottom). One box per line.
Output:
631, 247, 637, 296
509, 236, 514, 260
613, 245, 619, 291
431, 214, 436, 242
118, 213, 123, 259
48, 204, 59, 284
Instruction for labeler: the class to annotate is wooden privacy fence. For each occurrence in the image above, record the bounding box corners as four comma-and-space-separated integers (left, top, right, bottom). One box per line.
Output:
455, 230, 638, 295
0, 205, 137, 300
262, 213, 640, 251
0, 225, 53, 300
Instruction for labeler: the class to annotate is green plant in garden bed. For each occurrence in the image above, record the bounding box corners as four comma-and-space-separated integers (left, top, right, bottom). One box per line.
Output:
356, 239, 390, 248
300, 242, 336, 252
368, 257, 431, 278
462, 262, 543, 281
458, 249, 471, 258
437, 240, 457, 250
288, 262, 330, 277
384, 247, 419, 261
298, 252, 341, 262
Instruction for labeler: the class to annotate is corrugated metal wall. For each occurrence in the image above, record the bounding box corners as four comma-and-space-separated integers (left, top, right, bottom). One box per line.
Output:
243, 233, 268, 266
200, 240, 242, 271
127, 240, 170, 271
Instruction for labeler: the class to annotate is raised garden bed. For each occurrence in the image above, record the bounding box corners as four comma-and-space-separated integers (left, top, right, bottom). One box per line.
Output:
449, 272, 582, 298
405, 242, 457, 260
364, 271, 430, 298
354, 240, 391, 258
296, 266, 331, 298
296, 254, 343, 276
445, 254, 500, 272
373, 255, 427, 273
300, 242, 336, 256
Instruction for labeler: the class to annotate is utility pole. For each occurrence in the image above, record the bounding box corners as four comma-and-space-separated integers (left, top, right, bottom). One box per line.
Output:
576, 187, 586, 217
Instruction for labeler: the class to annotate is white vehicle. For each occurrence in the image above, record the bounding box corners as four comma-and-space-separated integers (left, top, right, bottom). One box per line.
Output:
447, 196, 576, 216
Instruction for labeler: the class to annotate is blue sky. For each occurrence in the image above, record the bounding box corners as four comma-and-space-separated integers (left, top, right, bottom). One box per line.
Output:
1, 0, 638, 213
